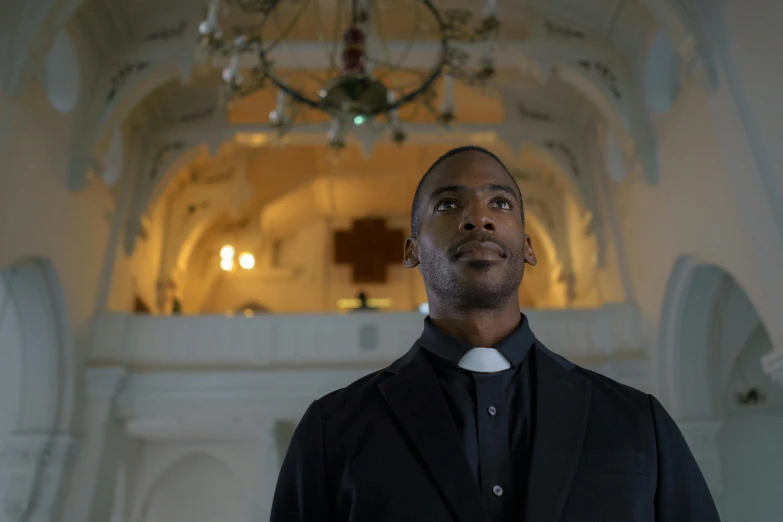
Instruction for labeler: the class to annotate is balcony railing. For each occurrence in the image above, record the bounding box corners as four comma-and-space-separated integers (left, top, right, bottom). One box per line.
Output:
89, 304, 643, 369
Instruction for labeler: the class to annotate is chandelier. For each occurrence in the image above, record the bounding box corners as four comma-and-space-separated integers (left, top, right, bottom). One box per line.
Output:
196, 0, 500, 149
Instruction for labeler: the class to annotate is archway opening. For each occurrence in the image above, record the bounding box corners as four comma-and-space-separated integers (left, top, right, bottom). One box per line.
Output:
660, 258, 783, 521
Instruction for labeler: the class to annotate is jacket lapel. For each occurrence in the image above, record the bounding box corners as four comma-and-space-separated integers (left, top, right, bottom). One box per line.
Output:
524, 345, 592, 522
379, 346, 489, 522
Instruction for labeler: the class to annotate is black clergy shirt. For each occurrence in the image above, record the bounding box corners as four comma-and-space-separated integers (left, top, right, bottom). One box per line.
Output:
418, 315, 536, 522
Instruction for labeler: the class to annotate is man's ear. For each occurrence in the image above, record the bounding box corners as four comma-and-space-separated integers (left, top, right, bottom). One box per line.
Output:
523, 234, 537, 266
403, 237, 420, 268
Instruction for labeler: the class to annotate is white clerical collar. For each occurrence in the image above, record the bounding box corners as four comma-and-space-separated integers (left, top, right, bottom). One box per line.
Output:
457, 347, 512, 373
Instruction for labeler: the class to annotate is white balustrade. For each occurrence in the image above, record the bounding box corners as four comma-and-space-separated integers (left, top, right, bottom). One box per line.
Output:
89, 304, 643, 369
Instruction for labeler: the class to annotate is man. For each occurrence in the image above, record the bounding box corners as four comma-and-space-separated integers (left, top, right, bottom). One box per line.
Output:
351, 290, 376, 312
271, 146, 720, 521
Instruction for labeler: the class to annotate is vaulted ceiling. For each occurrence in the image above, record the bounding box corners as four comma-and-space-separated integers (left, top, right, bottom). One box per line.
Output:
25, 0, 713, 304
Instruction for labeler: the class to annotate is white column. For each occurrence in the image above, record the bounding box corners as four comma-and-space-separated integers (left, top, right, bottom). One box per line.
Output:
0, 434, 77, 522
678, 419, 724, 516
251, 418, 279, 521
60, 367, 127, 522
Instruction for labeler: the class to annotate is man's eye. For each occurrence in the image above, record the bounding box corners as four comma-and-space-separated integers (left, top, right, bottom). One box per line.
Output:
493, 199, 512, 210
435, 200, 457, 211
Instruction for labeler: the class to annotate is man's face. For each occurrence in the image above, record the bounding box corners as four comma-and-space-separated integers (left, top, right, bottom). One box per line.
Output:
404, 150, 537, 311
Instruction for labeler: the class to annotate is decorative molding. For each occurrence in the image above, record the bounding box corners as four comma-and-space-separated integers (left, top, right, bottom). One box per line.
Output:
64, 10, 640, 194
543, 20, 586, 40
544, 140, 581, 177
3, 3, 694, 195
516, 102, 553, 123
576, 59, 621, 101
178, 103, 218, 124
145, 21, 188, 42
106, 61, 151, 104
193, 167, 234, 185
148, 141, 186, 181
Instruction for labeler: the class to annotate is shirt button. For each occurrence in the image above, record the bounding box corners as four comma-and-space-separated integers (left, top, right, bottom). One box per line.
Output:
487, 405, 497, 416
492, 485, 504, 497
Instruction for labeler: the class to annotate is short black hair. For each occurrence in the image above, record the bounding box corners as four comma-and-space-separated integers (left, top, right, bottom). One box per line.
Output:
410, 145, 524, 236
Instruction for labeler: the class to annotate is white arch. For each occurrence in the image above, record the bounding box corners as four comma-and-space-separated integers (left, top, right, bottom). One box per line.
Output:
124, 143, 209, 256
146, 144, 209, 215
526, 141, 587, 203
558, 63, 659, 184
492, 137, 589, 211
137, 452, 245, 522
0, 257, 77, 520
657, 255, 769, 420
0, 257, 75, 434
658, 256, 727, 419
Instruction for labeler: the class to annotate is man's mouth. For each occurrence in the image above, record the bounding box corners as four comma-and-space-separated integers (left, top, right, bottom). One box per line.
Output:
453, 240, 506, 260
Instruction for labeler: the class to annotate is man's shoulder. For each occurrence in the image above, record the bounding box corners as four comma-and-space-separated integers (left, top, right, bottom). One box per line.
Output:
316, 367, 389, 412
538, 342, 657, 448
312, 344, 422, 434
536, 341, 652, 417
317, 342, 419, 405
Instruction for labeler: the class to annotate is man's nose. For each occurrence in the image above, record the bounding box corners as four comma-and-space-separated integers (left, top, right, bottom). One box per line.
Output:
459, 202, 495, 233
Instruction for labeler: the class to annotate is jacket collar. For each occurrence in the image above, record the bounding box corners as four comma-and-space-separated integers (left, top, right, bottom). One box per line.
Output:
417, 314, 535, 370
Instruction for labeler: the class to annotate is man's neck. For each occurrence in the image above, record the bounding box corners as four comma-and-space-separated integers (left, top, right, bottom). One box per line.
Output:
428, 301, 522, 347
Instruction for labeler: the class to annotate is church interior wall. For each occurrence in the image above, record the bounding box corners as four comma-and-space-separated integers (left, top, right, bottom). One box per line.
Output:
720, 0, 783, 217
609, 73, 783, 372
0, 83, 113, 352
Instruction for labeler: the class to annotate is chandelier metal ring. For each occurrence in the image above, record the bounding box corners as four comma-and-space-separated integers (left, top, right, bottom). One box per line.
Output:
197, 0, 500, 147
257, 0, 449, 117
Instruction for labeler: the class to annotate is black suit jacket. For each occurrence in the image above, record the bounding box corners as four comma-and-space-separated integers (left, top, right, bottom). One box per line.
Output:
271, 341, 720, 521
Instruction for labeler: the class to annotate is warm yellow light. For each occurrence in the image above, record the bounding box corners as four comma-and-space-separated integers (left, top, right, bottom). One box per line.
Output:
336, 298, 393, 309
220, 245, 235, 260
235, 132, 271, 146
220, 258, 234, 271
238, 252, 255, 270
337, 298, 361, 309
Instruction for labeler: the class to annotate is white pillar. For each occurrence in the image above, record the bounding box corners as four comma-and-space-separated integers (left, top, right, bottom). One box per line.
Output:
60, 367, 127, 522
678, 419, 724, 516
0, 434, 76, 522
251, 418, 279, 521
